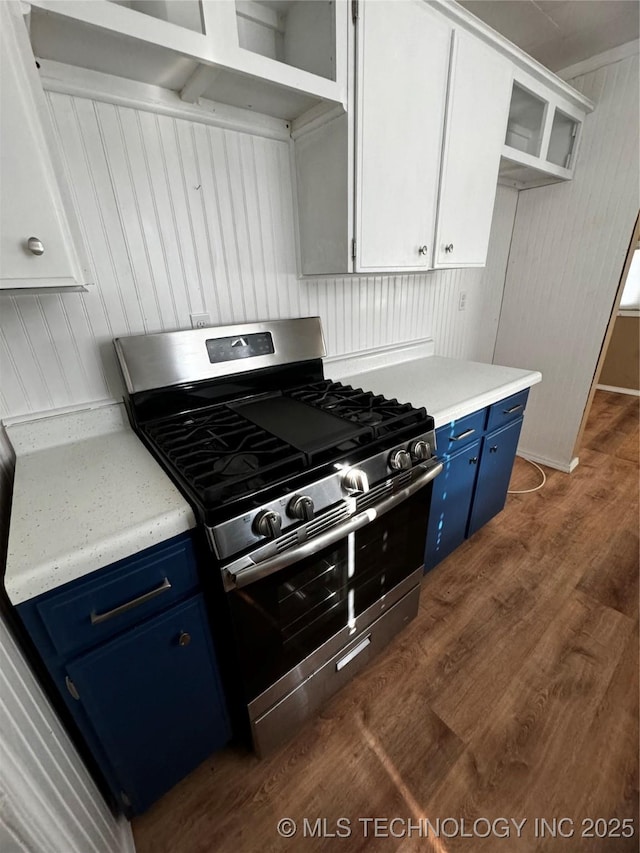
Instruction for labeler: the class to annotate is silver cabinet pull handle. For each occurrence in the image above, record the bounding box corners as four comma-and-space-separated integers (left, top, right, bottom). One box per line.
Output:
504, 404, 524, 414
90, 577, 172, 624
336, 635, 371, 671
27, 237, 45, 255
450, 428, 475, 442
418, 245, 428, 256
224, 461, 443, 590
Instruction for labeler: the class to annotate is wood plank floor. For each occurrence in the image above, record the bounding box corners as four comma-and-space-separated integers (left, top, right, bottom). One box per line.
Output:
133, 390, 639, 853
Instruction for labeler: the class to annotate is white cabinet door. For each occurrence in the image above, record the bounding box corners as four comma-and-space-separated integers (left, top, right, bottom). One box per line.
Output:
434, 30, 512, 268
355, 0, 451, 273
0, 3, 87, 290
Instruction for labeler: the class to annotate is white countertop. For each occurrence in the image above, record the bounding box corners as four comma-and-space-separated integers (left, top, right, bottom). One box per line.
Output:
325, 339, 542, 428
3, 401, 196, 605
3, 341, 540, 605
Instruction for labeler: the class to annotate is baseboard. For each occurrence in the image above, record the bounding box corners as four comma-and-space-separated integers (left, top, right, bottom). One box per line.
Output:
518, 451, 579, 474
596, 384, 640, 397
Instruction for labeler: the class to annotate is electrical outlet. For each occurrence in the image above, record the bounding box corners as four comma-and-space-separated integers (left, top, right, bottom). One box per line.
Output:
190, 313, 211, 329
458, 292, 467, 312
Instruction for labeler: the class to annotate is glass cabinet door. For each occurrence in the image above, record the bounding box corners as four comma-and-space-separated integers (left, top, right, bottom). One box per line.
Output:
546, 108, 581, 169
106, 0, 205, 34
234, 0, 337, 81
504, 82, 548, 157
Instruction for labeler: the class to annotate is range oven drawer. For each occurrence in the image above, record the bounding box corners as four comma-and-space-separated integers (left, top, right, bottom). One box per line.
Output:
249, 582, 421, 757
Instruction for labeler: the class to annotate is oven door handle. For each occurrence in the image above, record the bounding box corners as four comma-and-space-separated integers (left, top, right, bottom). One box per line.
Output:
223, 460, 443, 590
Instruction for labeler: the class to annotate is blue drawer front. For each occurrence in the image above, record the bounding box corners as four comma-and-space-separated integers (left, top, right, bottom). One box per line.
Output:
485, 388, 529, 433
435, 408, 486, 458
36, 533, 199, 658
66, 594, 230, 814
467, 418, 524, 538
424, 439, 481, 572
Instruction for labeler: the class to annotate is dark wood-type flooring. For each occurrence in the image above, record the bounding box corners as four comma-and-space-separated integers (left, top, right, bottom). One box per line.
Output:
133, 390, 639, 853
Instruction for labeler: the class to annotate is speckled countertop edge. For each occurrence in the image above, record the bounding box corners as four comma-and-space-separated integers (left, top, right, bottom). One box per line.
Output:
325, 343, 542, 429
4, 402, 196, 605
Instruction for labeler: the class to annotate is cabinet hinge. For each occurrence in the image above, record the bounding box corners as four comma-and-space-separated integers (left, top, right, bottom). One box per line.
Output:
351, 238, 357, 260
352, 0, 359, 24
65, 675, 80, 700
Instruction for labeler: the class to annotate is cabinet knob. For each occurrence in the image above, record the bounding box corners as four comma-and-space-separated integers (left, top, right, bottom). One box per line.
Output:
444, 243, 454, 253
27, 236, 45, 256
418, 245, 428, 256
490, 446, 498, 453
469, 457, 478, 465
178, 632, 191, 647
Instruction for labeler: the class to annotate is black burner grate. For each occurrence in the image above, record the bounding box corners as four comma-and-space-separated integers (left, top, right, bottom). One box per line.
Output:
139, 380, 429, 513
143, 407, 306, 505
286, 381, 427, 438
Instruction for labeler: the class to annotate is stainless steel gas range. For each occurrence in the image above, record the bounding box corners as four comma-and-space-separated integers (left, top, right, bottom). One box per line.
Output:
115, 317, 441, 756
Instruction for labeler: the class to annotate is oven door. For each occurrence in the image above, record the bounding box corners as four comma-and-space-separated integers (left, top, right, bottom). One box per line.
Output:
226, 482, 433, 704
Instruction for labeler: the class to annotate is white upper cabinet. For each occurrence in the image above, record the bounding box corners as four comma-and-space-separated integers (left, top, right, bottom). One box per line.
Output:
355, 0, 451, 272
499, 68, 588, 188
0, 3, 89, 292
433, 29, 512, 268
28, 0, 347, 121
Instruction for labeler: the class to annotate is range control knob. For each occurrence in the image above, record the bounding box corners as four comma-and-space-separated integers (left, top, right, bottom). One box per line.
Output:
288, 494, 315, 521
409, 439, 431, 461
253, 509, 282, 539
342, 468, 370, 494
389, 448, 412, 471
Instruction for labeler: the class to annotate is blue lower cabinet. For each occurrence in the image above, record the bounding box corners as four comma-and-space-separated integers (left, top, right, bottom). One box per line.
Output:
467, 417, 524, 538
15, 533, 231, 815
424, 439, 481, 572
66, 595, 229, 814
425, 389, 530, 573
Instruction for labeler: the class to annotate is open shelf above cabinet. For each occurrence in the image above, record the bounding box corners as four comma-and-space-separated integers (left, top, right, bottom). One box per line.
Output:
28, 0, 347, 122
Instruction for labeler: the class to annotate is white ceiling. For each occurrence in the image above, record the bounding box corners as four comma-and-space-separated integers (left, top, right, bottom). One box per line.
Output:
458, 0, 640, 71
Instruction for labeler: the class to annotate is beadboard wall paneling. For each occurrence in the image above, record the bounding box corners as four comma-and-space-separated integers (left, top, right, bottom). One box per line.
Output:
0, 614, 135, 853
0, 89, 517, 427
493, 52, 640, 470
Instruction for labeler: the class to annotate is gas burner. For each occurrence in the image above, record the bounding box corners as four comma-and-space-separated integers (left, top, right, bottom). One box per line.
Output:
212, 453, 260, 477
353, 411, 384, 425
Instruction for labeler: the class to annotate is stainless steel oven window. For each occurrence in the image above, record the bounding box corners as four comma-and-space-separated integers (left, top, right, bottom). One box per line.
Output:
227, 485, 431, 702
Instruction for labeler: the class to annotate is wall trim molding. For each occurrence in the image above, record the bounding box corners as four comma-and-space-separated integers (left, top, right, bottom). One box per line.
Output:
518, 450, 579, 474
557, 39, 640, 82
325, 337, 436, 379
596, 383, 640, 397
38, 58, 291, 142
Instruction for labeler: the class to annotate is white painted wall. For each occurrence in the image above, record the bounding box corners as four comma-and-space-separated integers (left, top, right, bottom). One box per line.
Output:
493, 49, 640, 471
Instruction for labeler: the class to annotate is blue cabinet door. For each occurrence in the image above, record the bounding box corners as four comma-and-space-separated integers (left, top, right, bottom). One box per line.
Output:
66, 595, 230, 814
467, 417, 523, 538
424, 439, 481, 572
